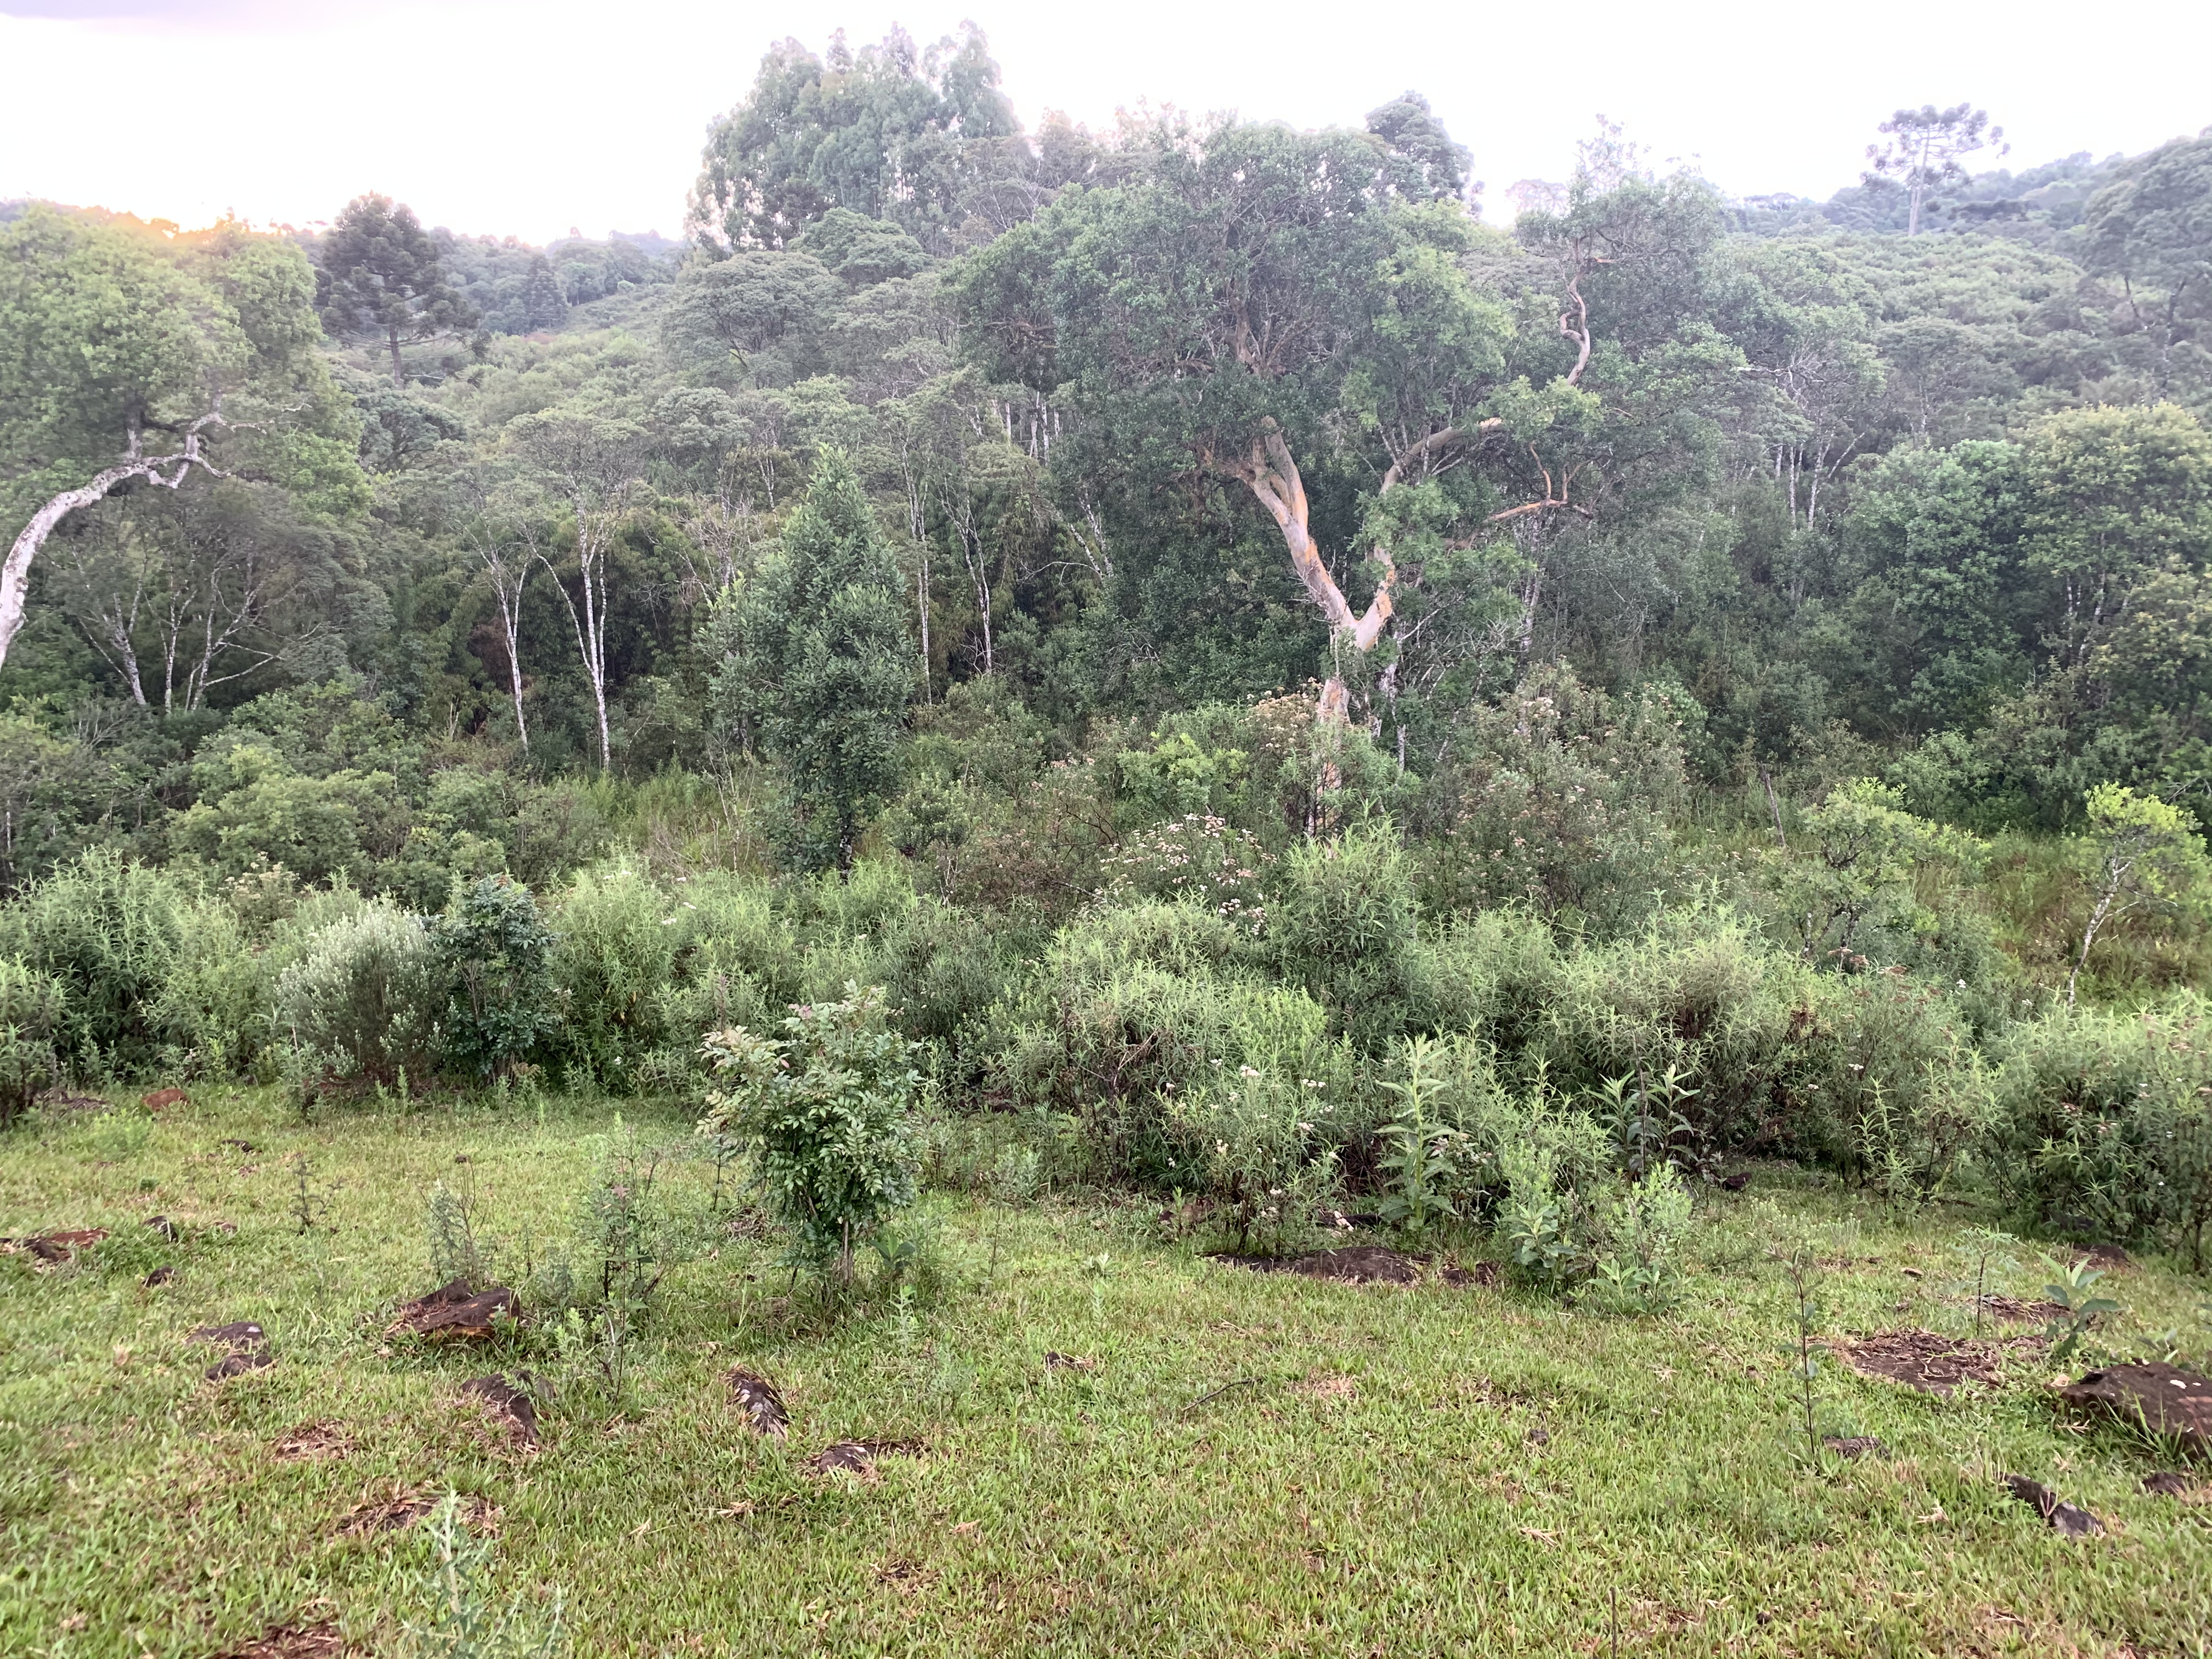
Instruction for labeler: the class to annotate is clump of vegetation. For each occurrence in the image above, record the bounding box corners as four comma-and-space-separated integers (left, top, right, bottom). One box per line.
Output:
697, 984, 920, 1285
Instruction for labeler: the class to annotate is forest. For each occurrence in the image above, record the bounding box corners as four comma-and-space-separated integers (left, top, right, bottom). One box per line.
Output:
3, 23, 2211, 1658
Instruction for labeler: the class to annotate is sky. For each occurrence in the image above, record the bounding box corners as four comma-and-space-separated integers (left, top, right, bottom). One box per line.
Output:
1, 0, 2208, 245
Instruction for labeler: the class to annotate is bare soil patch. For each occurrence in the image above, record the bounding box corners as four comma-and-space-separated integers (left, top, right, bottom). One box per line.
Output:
1830, 1328, 2040, 1396
1227, 1246, 1421, 1285
337, 1483, 499, 1538
273, 1421, 356, 1462
460, 1374, 539, 1445
214, 1621, 346, 1659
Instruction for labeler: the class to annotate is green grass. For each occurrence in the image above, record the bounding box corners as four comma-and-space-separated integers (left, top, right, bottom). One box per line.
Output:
3, 1088, 2209, 1657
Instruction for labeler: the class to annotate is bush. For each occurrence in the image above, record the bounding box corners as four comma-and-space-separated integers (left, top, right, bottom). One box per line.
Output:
274, 899, 439, 1085
1272, 823, 1421, 1053
546, 861, 681, 1091
434, 876, 557, 1082
697, 983, 920, 1282
1988, 994, 2212, 1266
0, 956, 65, 1125
0, 850, 187, 1077
1166, 1064, 1338, 1255
988, 899, 1353, 1187
154, 899, 274, 1079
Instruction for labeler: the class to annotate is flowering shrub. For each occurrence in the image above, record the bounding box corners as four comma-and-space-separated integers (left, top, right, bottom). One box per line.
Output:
1100, 814, 1273, 934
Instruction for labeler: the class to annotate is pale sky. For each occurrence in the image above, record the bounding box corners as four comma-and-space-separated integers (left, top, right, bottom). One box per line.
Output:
1, 0, 2207, 244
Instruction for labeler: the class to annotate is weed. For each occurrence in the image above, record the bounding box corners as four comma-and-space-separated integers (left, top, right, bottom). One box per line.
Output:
2040, 1255, 2123, 1364
1376, 1036, 1466, 1240
428, 1177, 489, 1288
1950, 1225, 2020, 1338
402, 1489, 567, 1658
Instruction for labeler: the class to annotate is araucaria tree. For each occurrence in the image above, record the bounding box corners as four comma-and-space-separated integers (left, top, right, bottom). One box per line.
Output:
315, 194, 477, 385
715, 453, 912, 868
1864, 104, 2007, 236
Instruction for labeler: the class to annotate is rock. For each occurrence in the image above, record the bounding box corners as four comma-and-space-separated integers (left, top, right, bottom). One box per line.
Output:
2003, 1474, 2103, 1536
2058, 1362, 2212, 1451
143, 1266, 175, 1287
385, 1280, 518, 1343
727, 1367, 789, 1437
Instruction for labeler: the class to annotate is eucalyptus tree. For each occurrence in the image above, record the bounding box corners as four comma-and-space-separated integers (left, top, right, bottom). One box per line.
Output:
509, 409, 647, 771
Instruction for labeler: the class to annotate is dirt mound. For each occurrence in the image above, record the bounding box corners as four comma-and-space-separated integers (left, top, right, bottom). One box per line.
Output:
809, 1437, 923, 1480
2004, 1474, 2103, 1536
207, 1351, 273, 1382
191, 1321, 266, 1345
460, 1374, 539, 1444
727, 1367, 789, 1437
12, 1228, 109, 1263
385, 1279, 518, 1343
2059, 1362, 2212, 1450
1973, 1295, 2066, 1324
1229, 1246, 1422, 1285
337, 1485, 498, 1538
2143, 1470, 2204, 1498
1831, 1328, 2037, 1396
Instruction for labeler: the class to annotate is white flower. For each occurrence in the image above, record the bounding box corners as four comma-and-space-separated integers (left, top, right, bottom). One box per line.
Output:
1238, 1065, 1260, 1079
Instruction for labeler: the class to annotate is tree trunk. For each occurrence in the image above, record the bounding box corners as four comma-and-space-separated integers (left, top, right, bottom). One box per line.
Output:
387, 324, 405, 386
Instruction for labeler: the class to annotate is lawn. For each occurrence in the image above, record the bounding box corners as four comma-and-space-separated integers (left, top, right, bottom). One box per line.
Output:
2, 1087, 2207, 1658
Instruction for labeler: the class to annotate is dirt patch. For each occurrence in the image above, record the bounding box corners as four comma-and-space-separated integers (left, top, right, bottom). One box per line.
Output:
1973, 1295, 2066, 1324
143, 1266, 175, 1287
1441, 1260, 1503, 1289
14, 1228, 110, 1263
460, 1374, 539, 1445
727, 1367, 788, 1437
1227, 1246, 1421, 1285
1822, 1435, 1889, 1460
385, 1279, 519, 1343
2003, 1474, 2103, 1536
1830, 1329, 2039, 1396
2059, 1362, 2212, 1451
34, 1090, 110, 1114
274, 1421, 356, 1462
338, 1484, 499, 1538
214, 1621, 346, 1659
2143, 1471, 2205, 1499
809, 1437, 923, 1480
1300, 1373, 1359, 1404
1044, 1351, 1096, 1374
2075, 1244, 2133, 1271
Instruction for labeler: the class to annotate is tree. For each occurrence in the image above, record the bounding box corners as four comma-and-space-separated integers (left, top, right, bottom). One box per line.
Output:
461, 500, 535, 752
1864, 104, 2007, 237
715, 453, 912, 868
2083, 134, 2212, 396
688, 25, 1020, 254
509, 409, 645, 771
317, 194, 477, 385
2069, 783, 2209, 1008
522, 255, 566, 332
0, 208, 363, 673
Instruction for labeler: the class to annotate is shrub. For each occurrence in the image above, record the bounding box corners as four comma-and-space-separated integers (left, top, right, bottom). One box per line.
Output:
697, 983, 921, 1283
274, 900, 439, 1085
154, 899, 274, 1079
547, 861, 680, 1091
434, 876, 557, 1082
1166, 1064, 1337, 1255
0, 956, 65, 1125
0, 850, 187, 1077
1272, 822, 1420, 1053
1988, 994, 2212, 1266
1588, 1163, 1695, 1313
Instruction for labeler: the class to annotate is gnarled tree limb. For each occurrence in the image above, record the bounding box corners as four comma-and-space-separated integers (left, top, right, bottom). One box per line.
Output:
0, 409, 230, 669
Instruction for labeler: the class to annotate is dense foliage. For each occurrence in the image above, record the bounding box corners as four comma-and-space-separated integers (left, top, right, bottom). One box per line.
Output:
5, 35, 2212, 1270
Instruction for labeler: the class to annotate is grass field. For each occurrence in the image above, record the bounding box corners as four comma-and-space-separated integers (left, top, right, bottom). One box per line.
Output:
3, 1086, 2209, 1658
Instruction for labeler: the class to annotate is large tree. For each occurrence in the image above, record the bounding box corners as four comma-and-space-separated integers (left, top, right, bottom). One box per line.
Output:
317, 193, 477, 385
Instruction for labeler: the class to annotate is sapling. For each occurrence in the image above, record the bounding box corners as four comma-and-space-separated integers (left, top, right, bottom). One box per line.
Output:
1778, 1243, 1831, 1474
2040, 1255, 2122, 1364
1951, 1226, 2018, 1338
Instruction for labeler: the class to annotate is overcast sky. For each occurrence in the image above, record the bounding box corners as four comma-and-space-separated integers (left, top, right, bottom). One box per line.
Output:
2, 0, 2207, 244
